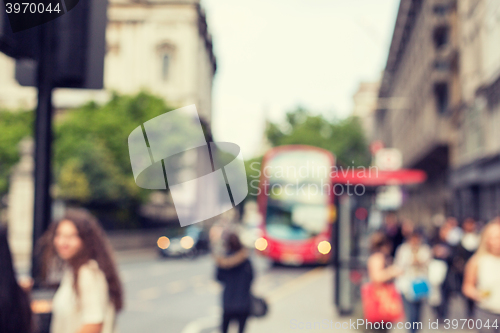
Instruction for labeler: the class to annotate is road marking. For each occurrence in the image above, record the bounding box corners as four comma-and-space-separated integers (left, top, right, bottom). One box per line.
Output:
149, 264, 169, 276
120, 271, 133, 282
190, 274, 207, 281
165, 280, 188, 294
125, 301, 158, 313
137, 286, 161, 300
120, 262, 186, 282
181, 315, 219, 333
206, 280, 222, 294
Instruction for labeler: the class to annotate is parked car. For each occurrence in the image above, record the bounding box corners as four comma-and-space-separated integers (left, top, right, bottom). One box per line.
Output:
157, 225, 210, 258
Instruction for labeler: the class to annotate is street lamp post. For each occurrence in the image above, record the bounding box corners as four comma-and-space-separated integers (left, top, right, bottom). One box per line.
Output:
31, 20, 54, 283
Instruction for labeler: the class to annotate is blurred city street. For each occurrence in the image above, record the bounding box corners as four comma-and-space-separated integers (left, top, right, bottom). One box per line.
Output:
2, 0, 500, 332
115, 249, 476, 333
116, 251, 345, 333
115, 251, 332, 333
117, 251, 223, 333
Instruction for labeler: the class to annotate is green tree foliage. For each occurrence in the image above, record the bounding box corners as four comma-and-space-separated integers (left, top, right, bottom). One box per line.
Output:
58, 159, 91, 202
54, 92, 175, 205
1, 93, 213, 228
265, 107, 370, 167
244, 156, 263, 198
0, 109, 33, 195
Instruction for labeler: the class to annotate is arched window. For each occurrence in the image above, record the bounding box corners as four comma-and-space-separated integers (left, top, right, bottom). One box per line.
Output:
161, 53, 170, 81
157, 42, 175, 82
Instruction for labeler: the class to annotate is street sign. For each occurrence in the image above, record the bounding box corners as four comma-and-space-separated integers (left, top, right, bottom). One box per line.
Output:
1, 9, 39, 59
375, 148, 402, 171
6, 0, 108, 89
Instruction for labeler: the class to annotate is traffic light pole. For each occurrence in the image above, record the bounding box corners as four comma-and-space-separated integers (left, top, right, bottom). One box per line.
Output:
31, 20, 54, 282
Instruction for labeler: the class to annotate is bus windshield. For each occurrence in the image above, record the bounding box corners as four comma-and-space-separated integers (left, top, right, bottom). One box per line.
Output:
264, 150, 332, 240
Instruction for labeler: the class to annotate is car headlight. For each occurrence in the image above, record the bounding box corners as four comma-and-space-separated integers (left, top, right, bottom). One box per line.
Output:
180, 236, 194, 249
317, 241, 331, 255
157, 236, 170, 250
255, 237, 268, 251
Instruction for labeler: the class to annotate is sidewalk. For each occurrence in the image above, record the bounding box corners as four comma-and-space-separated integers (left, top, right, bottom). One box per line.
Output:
245, 268, 358, 333
201, 267, 474, 333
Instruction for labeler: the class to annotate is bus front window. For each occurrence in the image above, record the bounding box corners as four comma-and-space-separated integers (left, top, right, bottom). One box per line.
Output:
266, 203, 329, 240
263, 150, 332, 241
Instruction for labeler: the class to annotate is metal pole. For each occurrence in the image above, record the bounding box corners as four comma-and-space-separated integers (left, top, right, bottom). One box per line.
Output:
31, 20, 54, 282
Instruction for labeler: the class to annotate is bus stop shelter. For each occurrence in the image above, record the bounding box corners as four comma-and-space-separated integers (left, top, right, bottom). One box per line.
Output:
332, 168, 427, 315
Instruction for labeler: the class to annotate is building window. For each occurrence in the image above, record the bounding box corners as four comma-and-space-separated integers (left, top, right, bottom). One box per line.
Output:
157, 42, 175, 83
433, 26, 449, 49
434, 59, 450, 71
106, 43, 120, 56
464, 97, 486, 155
161, 53, 170, 81
433, 5, 448, 16
434, 83, 448, 114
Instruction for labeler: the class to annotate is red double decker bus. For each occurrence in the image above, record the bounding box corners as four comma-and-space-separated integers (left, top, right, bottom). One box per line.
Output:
255, 145, 336, 265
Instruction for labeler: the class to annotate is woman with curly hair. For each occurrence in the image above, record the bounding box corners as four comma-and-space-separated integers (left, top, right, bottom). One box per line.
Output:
41, 208, 123, 333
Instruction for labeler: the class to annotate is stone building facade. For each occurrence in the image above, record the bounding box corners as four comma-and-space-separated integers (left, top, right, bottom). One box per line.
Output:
374, 0, 461, 223
352, 81, 380, 142
374, 0, 500, 224
0, 0, 216, 119
449, 0, 500, 222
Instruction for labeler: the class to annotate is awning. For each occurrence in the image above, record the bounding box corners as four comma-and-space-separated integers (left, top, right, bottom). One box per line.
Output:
334, 169, 427, 186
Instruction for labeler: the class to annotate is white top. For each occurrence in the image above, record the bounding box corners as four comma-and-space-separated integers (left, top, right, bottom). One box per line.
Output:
477, 254, 500, 314
394, 243, 432, 298
446, 227, 463, 246
50, 260, 117, 333
461, 233, 480, 252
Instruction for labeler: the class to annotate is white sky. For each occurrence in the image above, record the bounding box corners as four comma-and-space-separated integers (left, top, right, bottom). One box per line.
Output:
202, 0, 400, 158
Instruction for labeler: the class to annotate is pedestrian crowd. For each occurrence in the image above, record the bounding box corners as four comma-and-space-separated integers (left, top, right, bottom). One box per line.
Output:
365, 212, 500, 333
3, 205, 497, 333
0, 206, 261, 333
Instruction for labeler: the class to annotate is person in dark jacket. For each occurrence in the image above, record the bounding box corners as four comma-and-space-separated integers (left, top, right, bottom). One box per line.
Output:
0, 227, 32, 333
453, 218, 480, 318
383, 212, 404, 257
216, 233, 253, 333
431, 222, 454, 320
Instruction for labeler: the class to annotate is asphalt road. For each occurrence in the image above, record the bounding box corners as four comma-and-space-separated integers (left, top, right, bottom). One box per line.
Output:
116, 250, 316, 333
116, 250, 476, 333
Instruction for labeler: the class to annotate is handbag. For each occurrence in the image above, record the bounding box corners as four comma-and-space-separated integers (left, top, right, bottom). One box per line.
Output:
361, 283, 404, 323
250, 295, 268, 317
409, 278, 430, 301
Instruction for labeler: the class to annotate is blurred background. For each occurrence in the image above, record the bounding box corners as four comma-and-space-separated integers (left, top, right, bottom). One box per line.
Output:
1, 0, 500, 332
